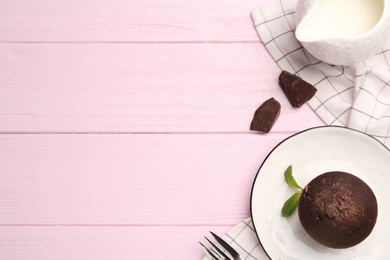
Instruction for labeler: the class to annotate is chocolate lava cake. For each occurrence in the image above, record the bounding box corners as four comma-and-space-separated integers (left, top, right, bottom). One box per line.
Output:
298, 171, 378, 248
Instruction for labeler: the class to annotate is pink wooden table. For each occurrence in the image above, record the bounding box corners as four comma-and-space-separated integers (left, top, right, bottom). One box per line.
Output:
0, 0, 325, 259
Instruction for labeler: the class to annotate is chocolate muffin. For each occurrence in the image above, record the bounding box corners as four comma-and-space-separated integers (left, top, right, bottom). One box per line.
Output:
298, 171, 377, 248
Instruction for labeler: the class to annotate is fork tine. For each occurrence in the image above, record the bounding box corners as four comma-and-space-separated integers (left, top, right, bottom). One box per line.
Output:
204, 236, 231, 260
199, 241, 219, 260
210, 231, 242, 260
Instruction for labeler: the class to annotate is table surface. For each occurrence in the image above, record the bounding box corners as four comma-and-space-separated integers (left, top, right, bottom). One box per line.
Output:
0, 0, 325, 259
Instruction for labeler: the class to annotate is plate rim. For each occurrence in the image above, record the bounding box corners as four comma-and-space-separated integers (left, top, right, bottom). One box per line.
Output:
249, 125, 390, 260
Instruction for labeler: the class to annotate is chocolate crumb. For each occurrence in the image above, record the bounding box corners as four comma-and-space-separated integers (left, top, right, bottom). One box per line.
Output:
279, 70, 317, 107
250, 97, 281, 133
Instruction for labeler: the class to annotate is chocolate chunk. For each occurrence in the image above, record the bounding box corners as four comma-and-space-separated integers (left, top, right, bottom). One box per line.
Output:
250, 97, 281, 133
279, 70, 317, 108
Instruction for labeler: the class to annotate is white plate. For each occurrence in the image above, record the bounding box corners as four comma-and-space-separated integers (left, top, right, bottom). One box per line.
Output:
250, 126, 390, 260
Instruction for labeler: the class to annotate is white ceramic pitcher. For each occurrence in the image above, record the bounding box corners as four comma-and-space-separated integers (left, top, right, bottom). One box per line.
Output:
295, 0, 390, 65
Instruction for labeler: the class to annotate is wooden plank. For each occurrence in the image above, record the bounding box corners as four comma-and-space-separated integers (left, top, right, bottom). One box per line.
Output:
0, 0, 274, 42
0, 43, 324, 133
0, 226, 233, 260
0, 133, 293, 225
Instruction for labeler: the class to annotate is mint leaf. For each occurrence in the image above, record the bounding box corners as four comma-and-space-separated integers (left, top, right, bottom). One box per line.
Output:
282, 192, 302, 217
281, 165, 305, 217
284, 165, 303, 190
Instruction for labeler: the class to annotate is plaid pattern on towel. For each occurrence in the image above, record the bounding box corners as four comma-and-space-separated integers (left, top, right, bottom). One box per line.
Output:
201, 218, 268, 260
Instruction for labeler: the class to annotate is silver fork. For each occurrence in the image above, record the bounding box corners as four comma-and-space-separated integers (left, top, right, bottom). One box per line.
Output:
199, 231, 243, 260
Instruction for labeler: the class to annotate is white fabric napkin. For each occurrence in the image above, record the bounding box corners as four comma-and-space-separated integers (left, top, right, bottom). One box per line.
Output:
202, 0, 390, 259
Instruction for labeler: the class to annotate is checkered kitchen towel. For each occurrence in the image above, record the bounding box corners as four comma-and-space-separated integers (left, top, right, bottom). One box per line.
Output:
203, 0, 390, 259
201, 218, 268, 260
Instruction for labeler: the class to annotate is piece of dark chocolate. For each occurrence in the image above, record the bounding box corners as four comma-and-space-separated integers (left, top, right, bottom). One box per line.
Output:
279, 70, 317, 108
250, 97, 281, 133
